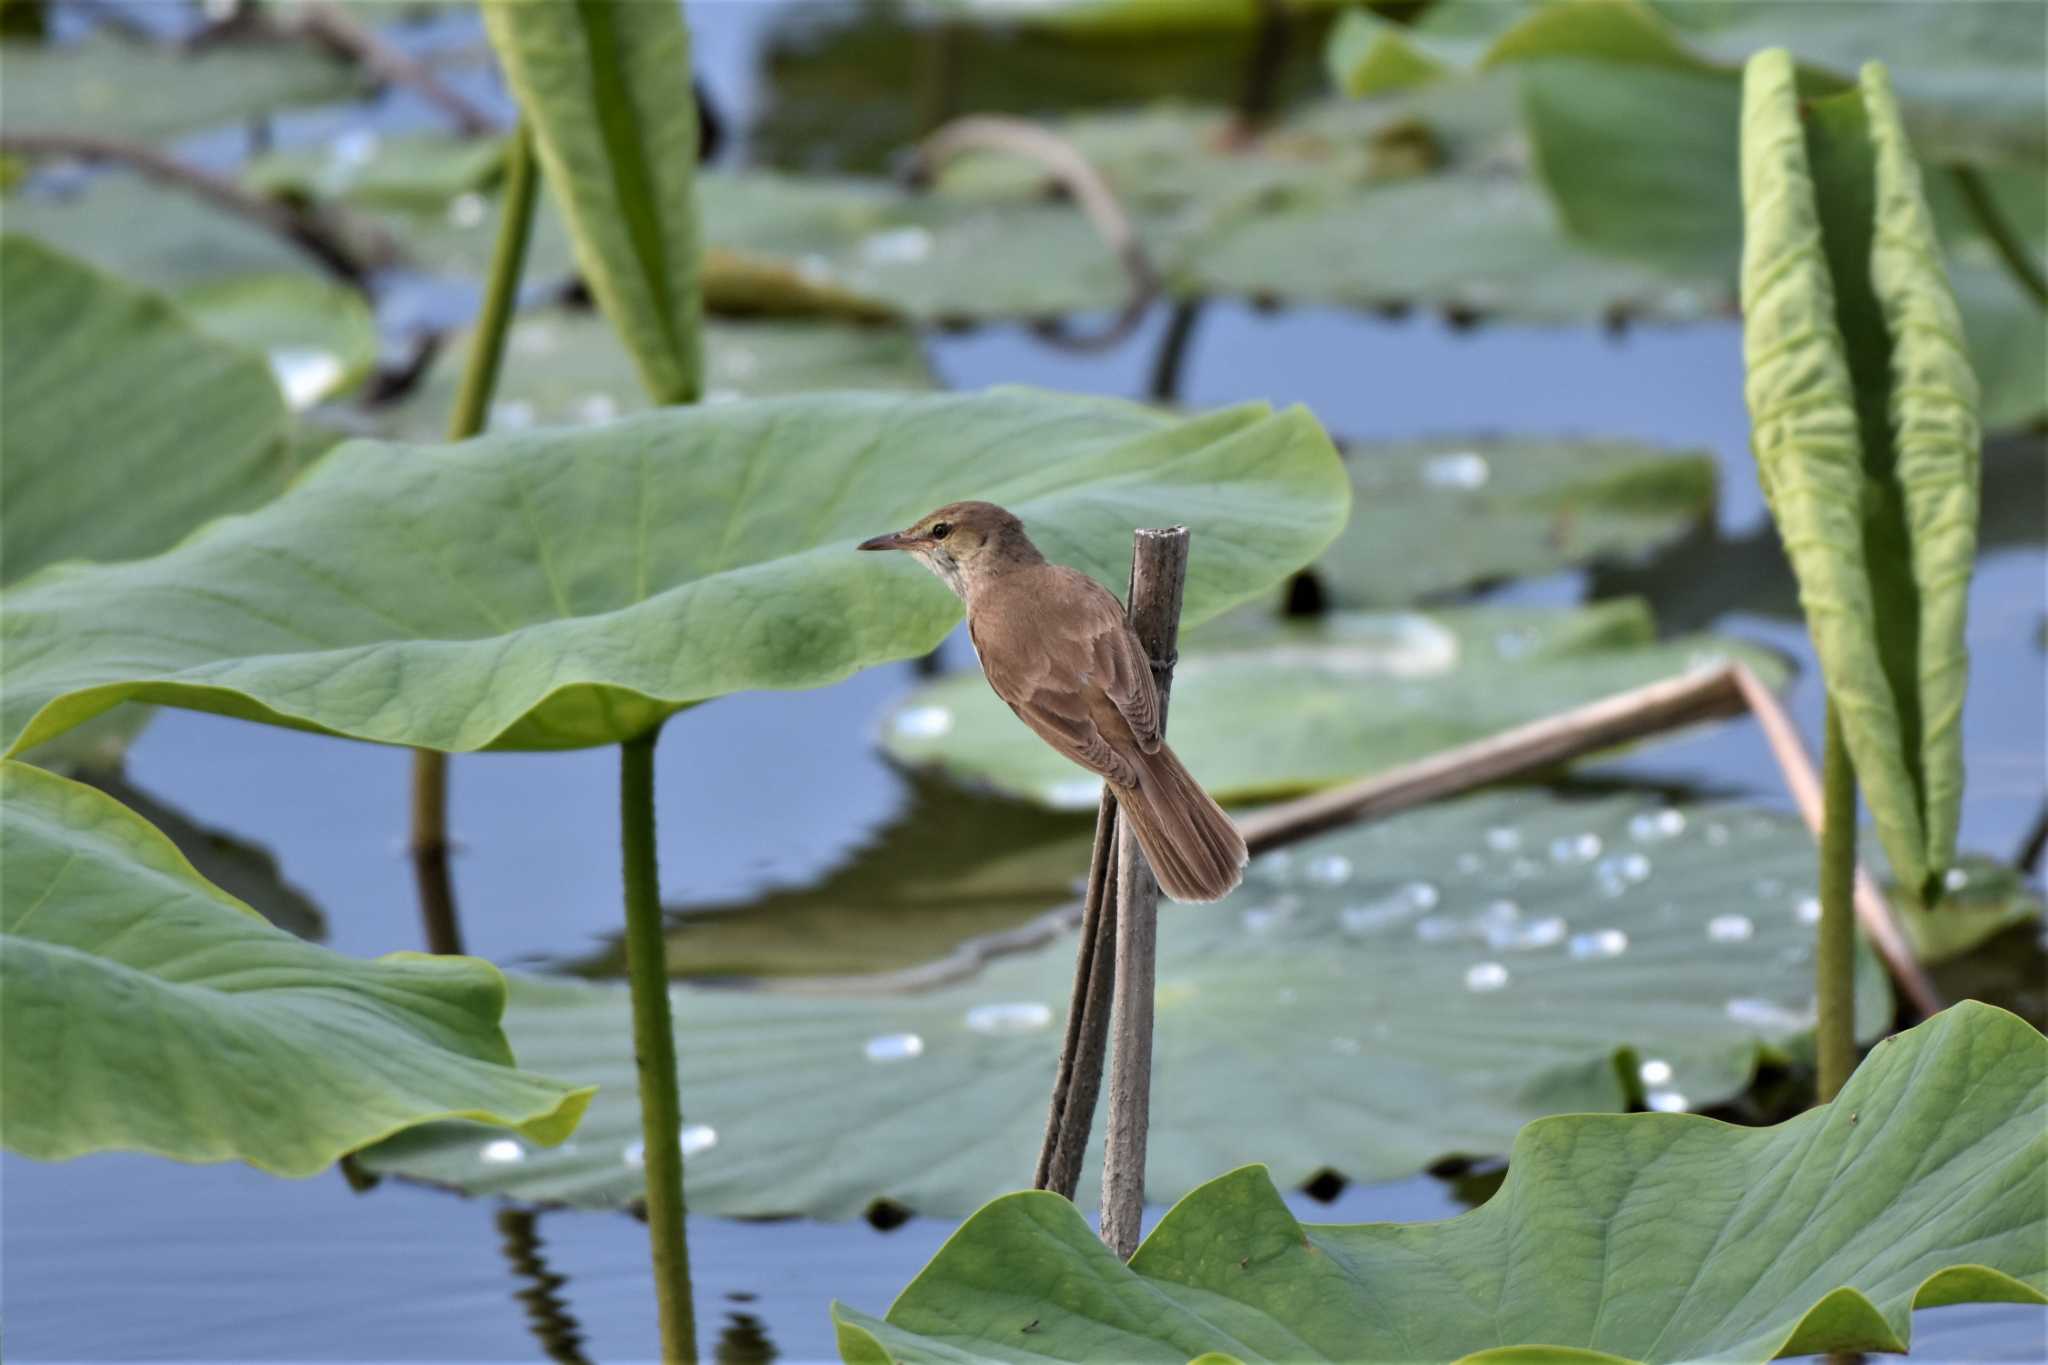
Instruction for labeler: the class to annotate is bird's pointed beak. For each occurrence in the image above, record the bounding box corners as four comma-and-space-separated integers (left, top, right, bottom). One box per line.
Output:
857, 530, 912, 552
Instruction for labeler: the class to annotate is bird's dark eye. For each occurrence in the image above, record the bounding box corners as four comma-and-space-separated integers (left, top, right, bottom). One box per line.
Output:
929, 522, 952, 541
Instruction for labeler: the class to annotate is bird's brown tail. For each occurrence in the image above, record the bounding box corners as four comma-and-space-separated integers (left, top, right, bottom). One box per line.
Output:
1112, 743, 1247, 904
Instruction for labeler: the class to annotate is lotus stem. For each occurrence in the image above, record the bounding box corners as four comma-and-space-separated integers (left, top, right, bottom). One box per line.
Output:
448, 122, 540, 439
620, 726, 698, 1362
1952, 165, 2048, 311
1816, 700, 1858, 1103
407, 751, 463, 955
406, 123, 539, 957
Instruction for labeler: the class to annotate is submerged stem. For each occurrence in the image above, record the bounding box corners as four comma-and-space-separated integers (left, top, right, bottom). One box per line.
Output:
405, 122, 540, 956
621, 726, 697, 1362
1816, 701, 1858, 1104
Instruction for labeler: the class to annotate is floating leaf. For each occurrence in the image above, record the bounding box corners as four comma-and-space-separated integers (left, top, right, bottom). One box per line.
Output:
482, 0, 703, 402
0, 390, 1346, 757
1740, 53, 1981, 898
0, 762, 590, 1177
244, 132, 510, 210
0, 234, 294, 586
360, 789, 1887, 1218
178, 272, 380, 411
1317, 436, 1716, 605
1889, 854, 2043, 967
881, 600, 1783, 806
0, 30, 365, 142
832, 1001, 2043, 1363
353, 307, 935, 444
912, 0, 1353, 34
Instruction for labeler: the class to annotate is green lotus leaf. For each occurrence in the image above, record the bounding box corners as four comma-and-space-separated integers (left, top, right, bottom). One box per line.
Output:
1889, 854, 2044, 967
1317, 436, 1716, 606
177, 272, 380, 411
244, 132, 510, 210
1508, 43, 2042, 430
881, 600, 1781, 806
1739, 53, 1980, 899
0, 235, 295, 587
1329, 0, 2047, 167
482, 0, 702, 403
0, 171, 317, 291
359, 788, 1888, 1218
1183, 167, 1728, 323
830, 1001, 2043, 1363
0, 761, 590, 1176
0, 30, 366, 142
353, 307, 934, 444
0, 390, 1347, 757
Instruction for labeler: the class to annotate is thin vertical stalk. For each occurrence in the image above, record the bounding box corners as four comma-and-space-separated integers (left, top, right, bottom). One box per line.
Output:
406, 122, 540, 956
1100, 818, 1161, 1258
1817, 700, 1859, 1103
621, 726, 697, 1362
1098, 527, 1191, 1260
1033, 793, 1119, 1196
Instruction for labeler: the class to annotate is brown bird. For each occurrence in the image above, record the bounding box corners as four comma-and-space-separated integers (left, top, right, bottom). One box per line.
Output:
859, 500, 1246, 903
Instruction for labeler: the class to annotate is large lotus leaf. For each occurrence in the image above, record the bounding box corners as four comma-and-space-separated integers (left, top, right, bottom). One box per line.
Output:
177, 272, 380, 411
558, 775, 1093, 981
0, 234, 295, 586
832, 1000, 2044, 1364
0, 762, 590, 1176
1317, 436, 1715, 606
354, 308, 934, 444
0, 390, 1347, 758
880, 600, 1782, 806
0, 30, 366, 142
359, 789, 1889, 1219
482, 0, 702, 403
1330, 0, 2047, 167
1740, 54, 1979, 899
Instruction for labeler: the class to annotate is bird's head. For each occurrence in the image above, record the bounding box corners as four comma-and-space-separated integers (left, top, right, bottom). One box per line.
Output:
857, 500, 1037, 599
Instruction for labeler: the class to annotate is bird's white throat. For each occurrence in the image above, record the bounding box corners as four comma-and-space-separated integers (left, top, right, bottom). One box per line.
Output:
913, 547, 968, 600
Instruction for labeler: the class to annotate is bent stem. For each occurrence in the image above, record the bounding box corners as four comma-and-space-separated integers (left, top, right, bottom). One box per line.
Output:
621, 726, 697, 1362
406, 121, 540, 955
1816, 700, 1858, 1103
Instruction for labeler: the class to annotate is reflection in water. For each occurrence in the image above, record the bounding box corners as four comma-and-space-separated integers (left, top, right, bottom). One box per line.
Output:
495, 1208, 591, 1365
493, 1209, 786, 1364
716, 1310, 779, 1365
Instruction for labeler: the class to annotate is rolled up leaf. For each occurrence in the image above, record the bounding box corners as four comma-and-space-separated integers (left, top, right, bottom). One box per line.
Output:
481, 0, 702, 403
1738, 49, 1979, 898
